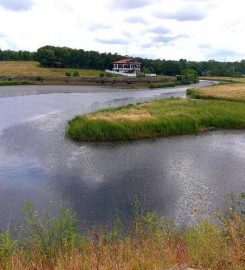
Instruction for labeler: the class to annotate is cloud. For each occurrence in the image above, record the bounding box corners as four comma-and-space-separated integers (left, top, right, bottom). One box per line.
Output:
153, 34, 188, 43
149, 26, 171, 34
124, 16, 147, 24
199, 44, 211, 49
110, 0, 153, 10
95, 38, 129, 45
199, 44, 239, 57
155, 6, 206, 21
0, 0, 32, 11
87, 23, 111, 31
141, 43, 153, 48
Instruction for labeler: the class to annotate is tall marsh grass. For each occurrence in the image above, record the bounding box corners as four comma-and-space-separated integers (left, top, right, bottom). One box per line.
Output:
67, 98, 245, 141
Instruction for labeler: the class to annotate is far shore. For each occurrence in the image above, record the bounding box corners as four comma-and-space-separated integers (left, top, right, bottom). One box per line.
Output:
0, 80, 214, 98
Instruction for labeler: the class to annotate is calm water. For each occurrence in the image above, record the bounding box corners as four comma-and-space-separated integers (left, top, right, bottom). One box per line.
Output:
0, 82, 244, 229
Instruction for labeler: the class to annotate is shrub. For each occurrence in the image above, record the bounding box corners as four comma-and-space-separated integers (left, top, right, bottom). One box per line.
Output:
23, 201, 80, 262
105, 73, 114, 77
73, 71, 80, 77
177, 68, 199, 85
65, 72, 71, 77
36, 76, 44, 82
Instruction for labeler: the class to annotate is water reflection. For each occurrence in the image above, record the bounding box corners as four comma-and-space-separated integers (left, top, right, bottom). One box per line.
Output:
0, 84, 244, 230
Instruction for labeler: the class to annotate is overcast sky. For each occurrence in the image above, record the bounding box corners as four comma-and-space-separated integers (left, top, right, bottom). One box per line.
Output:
0, 0, 244, 61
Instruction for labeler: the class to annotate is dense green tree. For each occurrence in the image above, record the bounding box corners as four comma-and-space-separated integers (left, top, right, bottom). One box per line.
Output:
178, 68, 199, 84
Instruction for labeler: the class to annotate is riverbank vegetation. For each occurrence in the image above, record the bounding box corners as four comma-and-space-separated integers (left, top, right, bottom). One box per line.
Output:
187, 84, 245, 102
0, 79, 32, 86
67, 98, 245, 141
149, 68, 199, 88
1, 201, 245, 270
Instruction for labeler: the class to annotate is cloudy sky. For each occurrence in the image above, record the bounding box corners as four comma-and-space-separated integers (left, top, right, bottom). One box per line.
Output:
0, 0, 244, 61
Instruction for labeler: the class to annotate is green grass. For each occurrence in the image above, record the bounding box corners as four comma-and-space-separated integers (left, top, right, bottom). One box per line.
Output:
149, 81, 180, 89
0, 79, 33, 86
67, 98, 245, 141
1, 201, 245, 270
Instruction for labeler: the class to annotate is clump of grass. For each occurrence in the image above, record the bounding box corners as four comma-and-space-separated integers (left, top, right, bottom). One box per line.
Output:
67, 98, 245, 141
149, 81, 180, 89
0, 79, 32, 86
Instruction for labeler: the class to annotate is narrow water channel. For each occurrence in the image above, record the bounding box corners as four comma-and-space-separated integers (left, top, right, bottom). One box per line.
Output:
0, 82, 244, 230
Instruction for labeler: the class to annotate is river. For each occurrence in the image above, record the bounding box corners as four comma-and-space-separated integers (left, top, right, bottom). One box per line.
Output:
0, 81, 244, 229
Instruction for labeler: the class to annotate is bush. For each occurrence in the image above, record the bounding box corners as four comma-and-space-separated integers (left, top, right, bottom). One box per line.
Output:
177, 68, 199, 85
23, 201, 80, 262
36, 76, 44, 81
73, 71, 80, 77
105, 73, 114, 77
65, 72, 71, 77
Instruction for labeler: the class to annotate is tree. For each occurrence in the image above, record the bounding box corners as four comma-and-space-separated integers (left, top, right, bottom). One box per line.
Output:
178, 68, 199, 85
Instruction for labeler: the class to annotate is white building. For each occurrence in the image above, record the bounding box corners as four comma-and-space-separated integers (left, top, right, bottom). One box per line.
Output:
112, 59, 141, 74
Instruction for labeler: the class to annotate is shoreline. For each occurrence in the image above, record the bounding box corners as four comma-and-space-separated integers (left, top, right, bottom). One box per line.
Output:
0, 74, 175, 87
0, 80, 214, 98
66, 82, 245, 142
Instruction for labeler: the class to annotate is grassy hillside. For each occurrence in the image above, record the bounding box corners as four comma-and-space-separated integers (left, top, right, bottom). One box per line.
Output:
0, 61, 104, 77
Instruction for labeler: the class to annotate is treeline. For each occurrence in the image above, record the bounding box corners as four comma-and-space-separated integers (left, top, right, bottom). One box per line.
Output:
1, 45, 245, 76
0, 49, 36, 61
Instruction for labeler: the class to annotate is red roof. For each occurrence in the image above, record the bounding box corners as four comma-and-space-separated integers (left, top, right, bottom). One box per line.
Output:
113, 59, 141, 65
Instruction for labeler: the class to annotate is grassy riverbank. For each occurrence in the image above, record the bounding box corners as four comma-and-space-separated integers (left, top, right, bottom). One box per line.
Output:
67, 98, 245, 141
201, 76, 245, 84
67, 80, 245, 141
187, 83, 245, 102
1, 201, 245, 270
0, 79, 32, 86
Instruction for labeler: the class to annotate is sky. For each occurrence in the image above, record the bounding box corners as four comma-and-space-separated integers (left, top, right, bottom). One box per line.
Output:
0, 0, 244, 61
